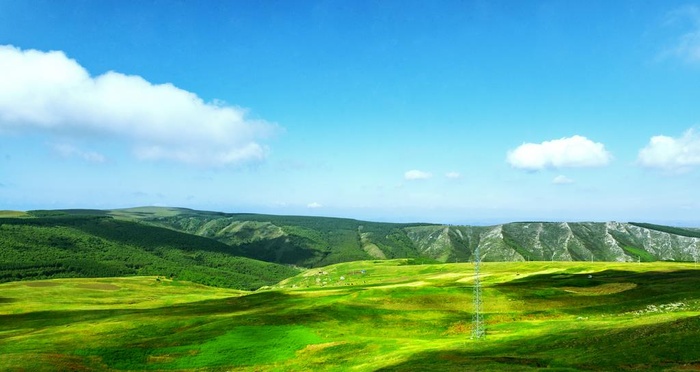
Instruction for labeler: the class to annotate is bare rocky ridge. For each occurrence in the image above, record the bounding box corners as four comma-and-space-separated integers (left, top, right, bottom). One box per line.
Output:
404, 222, 700, 263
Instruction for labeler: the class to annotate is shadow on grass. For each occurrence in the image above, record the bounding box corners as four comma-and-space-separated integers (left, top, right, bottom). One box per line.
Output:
0, 290, 294, 332
495, 269, 700, 315
378, 353, 550, 372
501, 269, 700, 288
1, 289, 416, 333
378, 315, 700, 371
5, 279, 700, 371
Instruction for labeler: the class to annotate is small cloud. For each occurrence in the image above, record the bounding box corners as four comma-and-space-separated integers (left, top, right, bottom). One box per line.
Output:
445, 171, 461, 179
552, 175, 574, 185
307, 202, 323, 209
53, 143, 106, 163
507, 135, 612, 171
404, 169, 433, 180
637, 128, 700, 172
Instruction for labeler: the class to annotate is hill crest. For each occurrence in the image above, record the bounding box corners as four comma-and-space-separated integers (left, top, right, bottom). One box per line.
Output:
5, 207, 699, 272
96, 207, 700, 265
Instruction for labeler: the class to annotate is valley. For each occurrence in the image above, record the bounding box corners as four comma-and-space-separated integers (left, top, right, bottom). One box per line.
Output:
2, 208, 699, 370
1, 260, 698, 370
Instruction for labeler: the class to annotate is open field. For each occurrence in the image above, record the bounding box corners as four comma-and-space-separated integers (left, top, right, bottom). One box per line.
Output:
1, 261, 699, 371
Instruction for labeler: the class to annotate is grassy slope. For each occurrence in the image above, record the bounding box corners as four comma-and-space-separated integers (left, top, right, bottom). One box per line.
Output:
118, 208, 700, 265
19, 208, 700, 267
111, 207, 436, 267
1, 261, 699, 371
0, 210, 29, 218
0, 215, 299, 290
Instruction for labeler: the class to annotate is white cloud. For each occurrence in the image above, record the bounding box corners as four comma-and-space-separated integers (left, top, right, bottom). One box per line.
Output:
53, 143, 106, 163
637, 129, 700, 171
307, 202, 323, 208
0, 45, 277, 167
404, 170, 433, 180
552, 175, 574, 185
134, 143, 264, 165
445, 171, 461, 179
664, 6, 700, 64
507, 135, 612, 171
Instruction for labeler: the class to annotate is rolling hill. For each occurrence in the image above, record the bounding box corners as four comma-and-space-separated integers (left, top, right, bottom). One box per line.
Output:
2, 208, 700, 370
107, 207, 700, 266
0, 214, 299, 289
2, 260, 699, 371
2, 207, 699, 289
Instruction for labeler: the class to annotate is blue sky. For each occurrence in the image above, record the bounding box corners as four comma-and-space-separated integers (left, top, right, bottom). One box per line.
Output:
1, 0, 700, 225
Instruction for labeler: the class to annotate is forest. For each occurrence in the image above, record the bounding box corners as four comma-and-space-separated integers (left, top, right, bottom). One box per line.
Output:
0, 215, 299, 290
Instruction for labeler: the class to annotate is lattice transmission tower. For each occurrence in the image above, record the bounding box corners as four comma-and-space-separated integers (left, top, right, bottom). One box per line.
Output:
471, 244, 485, 339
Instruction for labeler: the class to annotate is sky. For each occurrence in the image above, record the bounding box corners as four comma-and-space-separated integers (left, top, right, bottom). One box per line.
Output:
1, 0, 700, 225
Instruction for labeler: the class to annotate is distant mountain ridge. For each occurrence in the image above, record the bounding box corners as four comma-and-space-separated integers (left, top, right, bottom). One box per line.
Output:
105, 207, 700, 266
406, 222, 700, 263
5, 207, 698, 280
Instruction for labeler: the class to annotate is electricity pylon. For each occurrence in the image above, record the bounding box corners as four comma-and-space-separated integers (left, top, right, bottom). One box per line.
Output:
471, 245, 485, 339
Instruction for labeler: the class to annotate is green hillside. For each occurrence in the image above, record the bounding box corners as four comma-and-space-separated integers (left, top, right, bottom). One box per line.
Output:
1, 261, 699, 371
4, 207, 700, 290
110, 207, 436, 267
0, 215, 299, 290
110, 208, 700, 266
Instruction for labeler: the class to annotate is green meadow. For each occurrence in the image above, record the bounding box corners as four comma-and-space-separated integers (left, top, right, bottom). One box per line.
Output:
1, 260, 699, 371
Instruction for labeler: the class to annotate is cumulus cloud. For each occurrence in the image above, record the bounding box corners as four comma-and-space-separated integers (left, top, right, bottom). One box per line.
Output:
307, 202, 323, 208
637, 129, 700, 171
0, 45, 277, 166
404, 170, 432, 180
53, 143, 106, 163
507, 135, 612, 171
664, 6, 700, 63
552, 175, 574, 185
445, 171, 461, 179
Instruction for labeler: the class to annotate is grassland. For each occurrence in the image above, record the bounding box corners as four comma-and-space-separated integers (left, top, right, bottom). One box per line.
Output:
1, 260, 699, 371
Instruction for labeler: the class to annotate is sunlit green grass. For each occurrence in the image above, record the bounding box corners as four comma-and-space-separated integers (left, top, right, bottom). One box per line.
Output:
1, 261, 699, 371
0, 210, 28, 218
